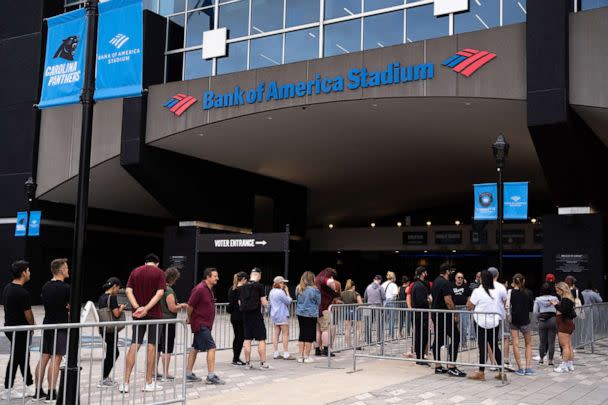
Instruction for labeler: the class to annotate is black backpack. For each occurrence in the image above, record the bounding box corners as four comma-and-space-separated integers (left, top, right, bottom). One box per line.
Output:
239, 282, 260, 312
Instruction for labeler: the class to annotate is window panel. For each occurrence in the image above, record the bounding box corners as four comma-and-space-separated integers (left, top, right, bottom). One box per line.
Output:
188, 0, 215, 10
219, 0, 250, 39
250, 34, 283, 69
325, 0, 361, 19
186, 9, 215, 47
143, 0, 157, 12
166, 53, 184, 82
581, 0, 608, 10
364, 10, 403, 50
160, 0, 186, 15
405, 4, 448, 43
285, 28, 319, 63
454, 0, 500, 34
324, 19, 361, 57
364, 0, 403, 12
167, 14, 186, 51
503, 0, 527, 25
286, 0, 320, 27
185, 49, 213, 79
217, 41, 248, 74
251, 0, 284, 33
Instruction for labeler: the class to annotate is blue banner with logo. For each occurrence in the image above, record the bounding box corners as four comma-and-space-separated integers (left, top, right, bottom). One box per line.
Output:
38, 9, 87, 108
15, 212, 28, 237
474, 183, 498, 220
504, 182, 528, 220
95, 0, 143, 101
28, 211, 42, 237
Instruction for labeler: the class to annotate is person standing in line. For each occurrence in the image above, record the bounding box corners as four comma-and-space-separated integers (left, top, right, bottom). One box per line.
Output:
508, 274, 535, 376
341, 279, 363, 349
565, 276, 585, 306
431, 264, 465, 377
240, 268, 270, 369
534, 282, 558, 366
381, 271, 399, 338
452, 272, 472, 348
97, 277, 125, 388
411, 267, 431, 366
487, 267, 511, 369
185, 267, 225, 384
120, 254, 166, 393
314, 268, 340, 356
364, 275, 386, 345
157, 267, 188, 381
552, 282, 577, 373
581, 281, 603, 304
2, 260, 36, 400
227, 272, 248, 366
269, 276, 293, 360
35, 258, 70, 402
467, 272, 482, 340
295, 271, 321, 363
397, 276, 411, 339
467, 270, 508, 382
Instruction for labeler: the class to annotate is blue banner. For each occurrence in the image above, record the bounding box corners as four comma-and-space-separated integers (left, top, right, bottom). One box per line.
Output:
95, 0, 143, 101
504, 182, 529, 220
28, 211, 42, 237
15, 212, 28, 237
474, 183, 498, 220
39, 9, 87, 108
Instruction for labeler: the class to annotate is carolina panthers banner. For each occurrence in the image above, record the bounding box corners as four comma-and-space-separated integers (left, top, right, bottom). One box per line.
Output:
474, 183, 498, 220
38, 9, 87, 109
504, 182, 529, 220
95, 0, 143, 100
15, 212, 28, 237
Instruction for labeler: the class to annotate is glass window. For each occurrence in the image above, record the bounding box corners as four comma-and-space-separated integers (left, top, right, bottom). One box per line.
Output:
364, 0, 403, 12
143, 0, 157, 12
250, 34, 283, 69
160, 0, 186, 15
166, 53, 184, 82
405, 4, 448, 43
364, 11, 403, 50
285, 28, 319, 63
325, 0, 361, 19
185, 49, 213, 79
186, 9, 215, 47
582, 0, 608, 10
454, 0, 500, 34
324, 19, 361, 57
217, 41, 248, 74
286, 0, 320, 27
219, 0, 250, 39
251, 0, 284, 34
503, 0, 527, 25
167, 14, 186, 51
188, 0, 215, 10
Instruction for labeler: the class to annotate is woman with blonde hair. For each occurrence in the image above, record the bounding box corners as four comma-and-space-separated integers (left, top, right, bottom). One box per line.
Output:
295, 271, 321, 363
551, 282, 576, 373
341, 279, 363, 348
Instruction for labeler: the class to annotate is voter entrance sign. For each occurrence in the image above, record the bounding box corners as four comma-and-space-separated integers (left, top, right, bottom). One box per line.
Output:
198, 232, 289, 253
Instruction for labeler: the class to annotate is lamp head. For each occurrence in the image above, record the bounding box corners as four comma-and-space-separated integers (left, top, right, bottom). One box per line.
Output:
492, 134, 509, 168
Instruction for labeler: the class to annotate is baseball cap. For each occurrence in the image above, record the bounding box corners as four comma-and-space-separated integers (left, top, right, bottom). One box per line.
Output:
251, 267, 262, 274
273, 276, 288, 283
414, 267, 427, 278
236, 271, 248, 280
488, 267, 499, 277
545, 273, 556, 282
374, 275, 382, 281
102, 277, 121, 289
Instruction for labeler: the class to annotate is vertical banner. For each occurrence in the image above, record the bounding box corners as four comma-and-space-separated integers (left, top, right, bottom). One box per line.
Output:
504, 182, 529, 220
38, 9, 87, 108
474, 183, 498, 220
28, 211, 42, 237
95, 0, 143, 100
15, 212, 28, 237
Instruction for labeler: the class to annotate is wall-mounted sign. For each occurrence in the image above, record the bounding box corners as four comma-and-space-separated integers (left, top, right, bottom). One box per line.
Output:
555, 253, 589, 273
497, 229, 526, 244
403, 232, 428, 245
198, 232, 288, 253
435, 231, 463, 245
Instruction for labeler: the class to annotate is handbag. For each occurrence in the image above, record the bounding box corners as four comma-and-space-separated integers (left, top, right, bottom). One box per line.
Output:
98, 295, 126, 334
573, 290, 585, 319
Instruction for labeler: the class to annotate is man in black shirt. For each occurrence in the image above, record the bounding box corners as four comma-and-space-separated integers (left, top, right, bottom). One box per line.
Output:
411, 267, 430, 366
34, 258, 70, 402
240, 268, 270, 369
2, 260, 35, 399
452, 272, 472, 347
431, 264, 465, 377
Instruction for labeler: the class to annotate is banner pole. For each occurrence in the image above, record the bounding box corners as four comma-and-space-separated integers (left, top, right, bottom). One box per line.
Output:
284, 224, 290, 280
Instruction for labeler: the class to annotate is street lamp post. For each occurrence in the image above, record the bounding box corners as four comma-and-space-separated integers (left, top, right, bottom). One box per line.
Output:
23, 176, 37, 259
492, 134, 510, 274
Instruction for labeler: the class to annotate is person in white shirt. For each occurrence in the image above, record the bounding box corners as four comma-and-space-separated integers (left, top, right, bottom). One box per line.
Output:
381, 271, 399, 338
487, 267, 511, 368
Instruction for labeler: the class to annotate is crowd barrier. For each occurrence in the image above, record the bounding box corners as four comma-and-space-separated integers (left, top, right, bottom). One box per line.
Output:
0, 318, 187, 404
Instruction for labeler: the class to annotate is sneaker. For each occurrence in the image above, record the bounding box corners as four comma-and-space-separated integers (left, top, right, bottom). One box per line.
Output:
515, 369, 526, 376
259, 362, 271, 369
435, 367, 448, 375
273, 352, 280, 359
467, 371, 485, 381
525, 368, 536, 376
283, 354, 295, 360
315, 348, 322, 356
532, 355, 541, 361
297, 357, 304, 363
186, 373, 203, 382
554, 363, 569, 373
25, 385, 36, 397
154, 373, 164, 381
142, 382, 163, 392
205, 375, 226, 385
1, 390, 25, 400
232, 360, 246, 366
244, 362, 254, 370
304, 357, 314, 363
45, 389, 58, 403
538, 359, 544, 365
322, 348, 335, 357
415, 361, 431, 367
567, 363, 575, 372
489, 366, 499, 371
548, 360, 554, 366
447, 368, 467, 377
97, 377, 117, 388
118, 383, 129, 394
32, 387, 47, 401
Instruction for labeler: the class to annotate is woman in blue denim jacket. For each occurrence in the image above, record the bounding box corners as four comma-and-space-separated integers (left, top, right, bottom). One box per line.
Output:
295, 271, 321, 363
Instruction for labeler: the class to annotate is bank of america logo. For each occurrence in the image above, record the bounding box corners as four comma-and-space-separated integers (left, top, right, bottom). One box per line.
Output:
442, 49, 496, 77
110, 33, 130, 49
163, 94, 198, 117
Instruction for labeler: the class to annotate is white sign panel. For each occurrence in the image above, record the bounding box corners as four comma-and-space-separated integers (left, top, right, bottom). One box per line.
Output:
202, 28, 227, 59
434, 0, 469, 16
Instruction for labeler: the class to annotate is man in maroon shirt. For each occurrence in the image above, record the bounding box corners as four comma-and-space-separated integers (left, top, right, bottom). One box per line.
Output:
315, 268, 340, 356
185, 267, 224, 385
120, 254, 166, 394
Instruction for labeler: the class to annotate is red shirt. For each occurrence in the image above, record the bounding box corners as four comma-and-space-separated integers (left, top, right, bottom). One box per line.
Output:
126, 265, 167, 319
188, 282, 216, 333
315, 270, 339, 316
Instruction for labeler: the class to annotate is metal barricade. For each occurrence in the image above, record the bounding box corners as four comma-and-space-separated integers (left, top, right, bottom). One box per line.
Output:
571, 303, 608, 352
0, 318, 187, 404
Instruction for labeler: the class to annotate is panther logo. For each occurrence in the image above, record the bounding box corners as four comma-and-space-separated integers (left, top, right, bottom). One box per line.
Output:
53, 35, 79, 61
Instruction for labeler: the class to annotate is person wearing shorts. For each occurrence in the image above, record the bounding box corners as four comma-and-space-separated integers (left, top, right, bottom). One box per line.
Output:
241, 268, 270, 369
314, 268, 339, 356
269, 276, 293, 360
295, 271, 321, 363
508, 274, 534, 376
186, 268, 224, 385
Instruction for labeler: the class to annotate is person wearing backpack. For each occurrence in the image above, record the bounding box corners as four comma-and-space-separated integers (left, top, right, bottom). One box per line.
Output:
97, 277, 125, 388
227, 272, 248, 366
240, 268, 270, 369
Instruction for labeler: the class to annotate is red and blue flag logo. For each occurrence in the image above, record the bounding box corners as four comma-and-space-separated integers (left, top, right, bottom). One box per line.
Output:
442, 49, 496, 77
163, 93, 198, 117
